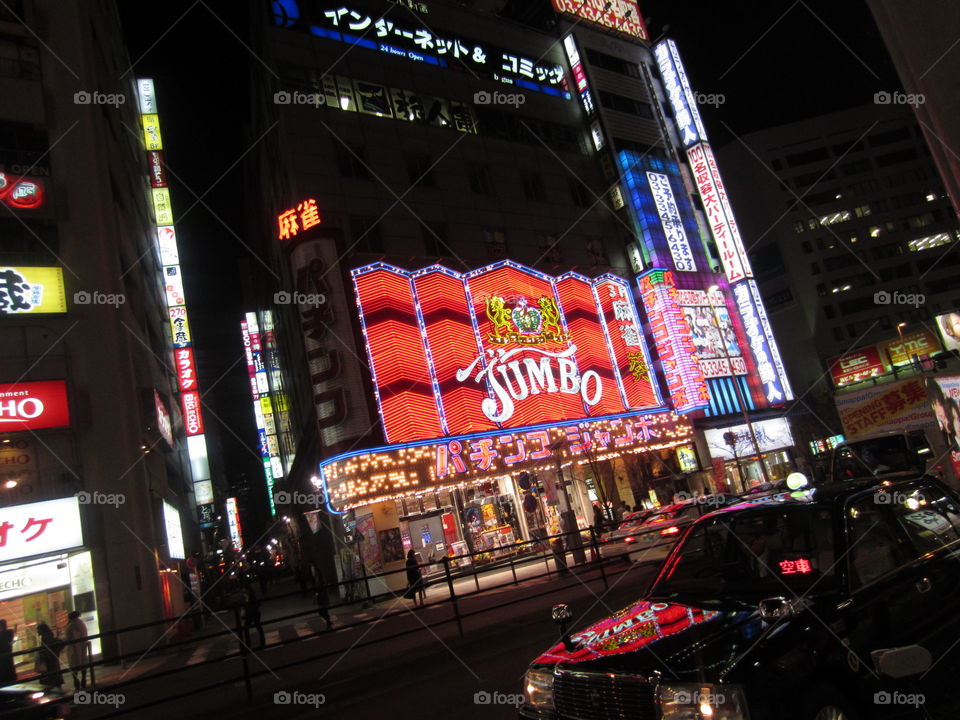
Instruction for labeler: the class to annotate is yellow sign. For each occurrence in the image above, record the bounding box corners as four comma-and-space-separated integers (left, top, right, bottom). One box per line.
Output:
168, 306, 191, 347
0, 266, 66, 314
141, 113, 163, 150
152, 188, 174, 226
260, 396, 273, 415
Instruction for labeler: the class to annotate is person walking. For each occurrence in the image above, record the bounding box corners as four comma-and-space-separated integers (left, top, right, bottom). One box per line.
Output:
0, 620, 16, 687
404, 549, 425, 607
314, 567, 334, 631
241, 585, 266, 648
64, 611, 89, 691
35, 623, 63, 689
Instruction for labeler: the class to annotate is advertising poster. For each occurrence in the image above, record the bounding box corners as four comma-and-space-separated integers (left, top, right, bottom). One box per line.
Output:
355, 513, 382, 573
926, 375, 960, 480
378, 528, 404, 564
935, 312, 960, 353
836, 378, 932, 440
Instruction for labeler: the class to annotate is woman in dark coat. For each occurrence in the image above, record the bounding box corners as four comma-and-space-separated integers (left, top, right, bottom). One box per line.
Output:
0, 619, 16, 686
36, 623, 63, 688
404, 549, 425, 607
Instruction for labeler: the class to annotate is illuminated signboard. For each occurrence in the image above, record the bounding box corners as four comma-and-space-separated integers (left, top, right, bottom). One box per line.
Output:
732, 281, 792, 403
646, 172, 697, 272
637, 270, 709, 414
352, 260, 665, 444
677, 288, 746, 379
653, 39, 706, 148
275, 2, 569, 97
154, 390, 174, 448
926, 375, 960, 481
175, 348, 198, 392
169, 306, 191, 347
151, 188, 173, 226
157, 226, 179, 265
321, 410, 693, 509
879, 327, 942, 366
618, 151, 704, 274
687, 142, 752, 284
225, 497, 243, 551
828, 347, 886, 387
181, 391, 204, 436
704, 417, 794, 461
163, 265, 186, 306
0, 172, 45, 210
552, 0, 649, 40
836, 377, 931, 440
242, 314, 279, 516
162, 501, 185, 559
0, 380, 70, 431
277, 197, 321, 240
562, 35, 595, 116
0, 497, 83, 563
936, 311, 960, 353
0, 267, 66, 314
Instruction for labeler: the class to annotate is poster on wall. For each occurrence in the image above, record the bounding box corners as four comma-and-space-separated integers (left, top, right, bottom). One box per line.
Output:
935, 312, 960, 353
926, 375, 960, 480
836, 377, 932, 440
355, 513, 382, 573
378, 528, 404, 564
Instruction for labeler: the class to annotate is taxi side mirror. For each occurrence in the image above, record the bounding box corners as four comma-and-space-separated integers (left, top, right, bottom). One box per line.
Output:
871, 645, 932, 678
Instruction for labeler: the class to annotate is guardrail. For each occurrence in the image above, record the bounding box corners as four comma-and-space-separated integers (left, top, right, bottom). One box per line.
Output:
0, 522, 677, 717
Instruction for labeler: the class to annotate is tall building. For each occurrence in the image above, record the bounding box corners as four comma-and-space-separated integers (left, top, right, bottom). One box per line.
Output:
719, 104, 959, 399
242, 0, 795, 590
868, 0, 960, 222
0, 0, 208, 662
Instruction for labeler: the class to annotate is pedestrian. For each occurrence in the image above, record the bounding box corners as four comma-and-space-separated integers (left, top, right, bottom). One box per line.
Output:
314, 567, 334, 631
64, 611, 89, 691
241, 585, 265, 648
0, 619, 16, 687
296, 564, 309, 597
592, 502, 605, 533
35, 622, 63, 688
404, 549, 425, 607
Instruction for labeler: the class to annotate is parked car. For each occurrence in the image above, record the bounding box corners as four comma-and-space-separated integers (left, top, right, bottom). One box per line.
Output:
522, 476, 960, 719
0, 683, 70, 719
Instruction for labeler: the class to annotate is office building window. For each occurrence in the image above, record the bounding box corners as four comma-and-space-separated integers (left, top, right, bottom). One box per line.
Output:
420, 221, 448, 258
350, 215, 384, 253
468, 164, 494, 195
336, 144, 371, 179
483, 229, 507, 260
406, 154, 437, 188
538, 234, 562, 265
569, 177, 590, 207
522, 173, 545, 202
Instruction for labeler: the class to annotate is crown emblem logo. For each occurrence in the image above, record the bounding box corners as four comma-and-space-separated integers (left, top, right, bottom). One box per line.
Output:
485, 295, 568, 345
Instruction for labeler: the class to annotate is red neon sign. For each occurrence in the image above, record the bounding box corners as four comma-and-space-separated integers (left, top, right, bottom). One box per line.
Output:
779, 558, 813, 575
352, 261, 665, 444
0, 173, 45, 210
0, 380, 70, 431
277, 198, 322, 240
175, 348, 198, 392
181, 390, 204, 436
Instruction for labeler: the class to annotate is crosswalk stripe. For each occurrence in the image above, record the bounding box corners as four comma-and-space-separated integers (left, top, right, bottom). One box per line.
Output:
187, 646, 208, 665
294, 622, 313, 638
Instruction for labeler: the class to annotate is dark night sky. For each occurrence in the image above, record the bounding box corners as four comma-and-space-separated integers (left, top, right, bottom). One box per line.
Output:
114, 0, 902, 530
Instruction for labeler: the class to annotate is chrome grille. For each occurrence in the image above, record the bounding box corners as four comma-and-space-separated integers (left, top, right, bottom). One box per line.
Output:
554, 670, 657, 720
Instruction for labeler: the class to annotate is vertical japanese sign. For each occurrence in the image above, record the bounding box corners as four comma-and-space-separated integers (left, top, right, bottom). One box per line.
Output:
646, 172, 697, 271
242, 313, 278, 516
653, 39, 706, 148
731, 281, 792, 404
137, 78, 212, 510
226, 497, 243, 552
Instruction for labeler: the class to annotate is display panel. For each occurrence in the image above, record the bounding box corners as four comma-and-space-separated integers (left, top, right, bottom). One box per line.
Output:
0, 267, 66, 314
0, 380, 70, 431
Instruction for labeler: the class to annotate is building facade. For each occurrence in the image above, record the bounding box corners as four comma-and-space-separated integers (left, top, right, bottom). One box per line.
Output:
244, 0, 796, 591
0, 0, 207, 663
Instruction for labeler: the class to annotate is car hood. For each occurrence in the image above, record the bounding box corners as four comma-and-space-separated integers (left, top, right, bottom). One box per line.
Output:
533, 597, 765, 676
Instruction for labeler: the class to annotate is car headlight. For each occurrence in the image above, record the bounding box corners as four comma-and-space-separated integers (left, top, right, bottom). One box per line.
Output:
658, 684, 749, 719
523, 668, 555, 710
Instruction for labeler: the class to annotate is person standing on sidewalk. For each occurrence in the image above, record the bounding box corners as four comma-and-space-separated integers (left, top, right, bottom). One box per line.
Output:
314, 567, 334, 631
404, 550, 425, 607
0, 620, 16, 687
240, 585, 265, 648
64, 611, 89, 691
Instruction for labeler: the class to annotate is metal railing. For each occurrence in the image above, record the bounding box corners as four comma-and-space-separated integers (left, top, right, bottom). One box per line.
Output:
0, 522, 676, 717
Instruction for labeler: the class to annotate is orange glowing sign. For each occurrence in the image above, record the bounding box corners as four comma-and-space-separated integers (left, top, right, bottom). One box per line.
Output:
277, 198, 322, 240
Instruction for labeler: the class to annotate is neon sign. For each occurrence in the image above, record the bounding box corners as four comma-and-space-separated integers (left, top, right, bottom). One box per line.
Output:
732, 281, 791, 403
0, 172, 45, 210
653, 39, 706, 148
0, 380, 70, 431
0, 267, 66, 315
552, 0, 649, 41
352, 260, 664, 443
277, 197, 321, 240
779, 558, 813, 575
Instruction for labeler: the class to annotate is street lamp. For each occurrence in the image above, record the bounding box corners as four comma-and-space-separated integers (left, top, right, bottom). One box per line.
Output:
897, 321, 907, 341
706, 285, 772, 487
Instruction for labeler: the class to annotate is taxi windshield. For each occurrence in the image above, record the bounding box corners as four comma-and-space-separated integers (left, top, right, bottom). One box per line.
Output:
651, 507, 838, 602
